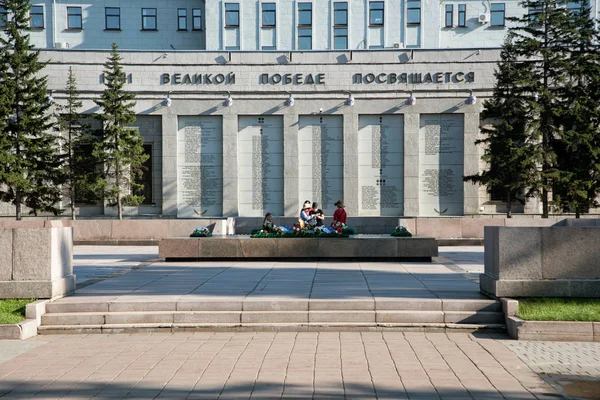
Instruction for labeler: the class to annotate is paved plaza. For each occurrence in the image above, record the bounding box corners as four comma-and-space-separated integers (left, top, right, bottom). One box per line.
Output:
0, 246, 598, 399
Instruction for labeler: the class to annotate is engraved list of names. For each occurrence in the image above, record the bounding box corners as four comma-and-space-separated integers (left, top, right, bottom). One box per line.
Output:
358, 115, 404, 216
238, 116, 284, 216
177, 116, 223, 217
298, 116, 343, 215
418, 114, 464, 216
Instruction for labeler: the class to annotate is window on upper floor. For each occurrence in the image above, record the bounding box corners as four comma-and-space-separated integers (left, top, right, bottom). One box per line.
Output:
262, 3, 276, 27
369, 1, 384, 25
0, 7, 7, 29
334, 28, 348, 49
458, 4, 466, 27
334, 2, 348, 26
225, 3, 239, 27
142, 8, 157, 30
30, 5, 44, 29
407, 0, 421, 25
297, 3, 312, 50
192, 8, 202, 30
178, 9, 187, 30
67, 7, 82, 29
298, 2, 312, 26
105, 7, 120, 30
445, 4, 453, 27
490, 3, 505, 26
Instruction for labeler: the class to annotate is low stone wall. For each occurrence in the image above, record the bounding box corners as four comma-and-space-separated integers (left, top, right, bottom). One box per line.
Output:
0, 227, 75, 299
480, 226, 600, 297
159, 236, 438, 261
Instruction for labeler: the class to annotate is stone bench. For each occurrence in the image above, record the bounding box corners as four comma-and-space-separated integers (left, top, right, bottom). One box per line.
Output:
159, 235, 438, 261
480, 226, 600, 297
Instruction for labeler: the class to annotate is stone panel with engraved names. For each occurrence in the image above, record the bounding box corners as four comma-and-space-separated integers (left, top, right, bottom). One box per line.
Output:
358, 115, 404, 216
298, 115, 343, 216
418, 114, 464, 216
177, 116, 223, 217
238, 116, 284, 216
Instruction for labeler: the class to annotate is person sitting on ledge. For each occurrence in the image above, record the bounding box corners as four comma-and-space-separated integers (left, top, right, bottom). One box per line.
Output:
310, 202, 325, 226
262, 212, 275, 232
299, 200, 316, 226
332, 200, 347, 225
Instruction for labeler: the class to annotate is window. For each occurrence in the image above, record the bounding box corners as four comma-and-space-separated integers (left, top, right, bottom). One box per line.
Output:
528, 4, 542, 23
334, 2, 348, 26
225, 3, 239, 27
30, 6, 44, 29
262, 3, 276, 27
369, 1, 384, 25
298, 3, 312, 50
490, 3, 505, 26
262, 45, 277, 50
142, 8, 157, 30
177, 9, 187, 30
458, 4, 466, 27
407, 0, 421, 25
445, 4, 453, 27
67, 7, 82, 29
192, 8, 202, 30
0, 7, 7, 29
334, 28, 348, 49
105, 7, 120, 30
298, 2, 312, 25
135, 144, 153, 205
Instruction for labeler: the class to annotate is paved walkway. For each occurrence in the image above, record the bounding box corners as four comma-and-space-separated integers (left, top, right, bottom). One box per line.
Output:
0, 332, 561, 400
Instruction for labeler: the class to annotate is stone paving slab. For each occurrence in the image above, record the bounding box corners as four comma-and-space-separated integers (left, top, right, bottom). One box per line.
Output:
0, 332, 560, 399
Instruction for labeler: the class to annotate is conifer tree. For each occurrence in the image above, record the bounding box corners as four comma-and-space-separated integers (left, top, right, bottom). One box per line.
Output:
56, 67, 103, 220
552, 2, 600, 217
508, 0, 573, 217
464, 37, 536, 217
0, 0, 64, 219
94, 43, 148, 220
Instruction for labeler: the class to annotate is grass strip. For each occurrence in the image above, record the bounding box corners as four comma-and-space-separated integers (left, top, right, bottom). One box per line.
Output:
518, 298, 600, 322
0, 299, 35, 325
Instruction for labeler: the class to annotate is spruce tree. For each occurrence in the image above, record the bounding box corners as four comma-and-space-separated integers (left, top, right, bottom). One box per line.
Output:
56, 67, 103, 220
509, 0, 573, 217
552, 2, 600, 217
0, 0, 64, 219
464, 37, 536, 217
94, 43, 148, 220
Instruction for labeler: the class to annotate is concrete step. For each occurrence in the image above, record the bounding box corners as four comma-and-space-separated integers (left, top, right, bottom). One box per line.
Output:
41, 310, 504, 327
45, 298, 501, 313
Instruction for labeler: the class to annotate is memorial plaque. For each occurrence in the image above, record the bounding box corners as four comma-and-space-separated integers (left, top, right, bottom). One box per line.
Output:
358, 115, 404, 216
298, 115, 343, 215
238, 116, 284, 216
418, 114, 464, 216
177, 116, 223, 217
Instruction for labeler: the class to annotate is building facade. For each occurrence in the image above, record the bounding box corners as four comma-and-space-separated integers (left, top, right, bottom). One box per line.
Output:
3, 0, 580, 219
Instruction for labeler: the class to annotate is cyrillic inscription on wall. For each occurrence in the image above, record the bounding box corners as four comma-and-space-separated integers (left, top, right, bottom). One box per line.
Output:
358, 115, 404, 216
177, 116, 223, 217
418, 114, 464, 216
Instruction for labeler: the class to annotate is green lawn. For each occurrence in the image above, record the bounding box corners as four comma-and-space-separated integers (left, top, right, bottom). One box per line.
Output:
518, 298, 600, 322
0, 299, 34, 325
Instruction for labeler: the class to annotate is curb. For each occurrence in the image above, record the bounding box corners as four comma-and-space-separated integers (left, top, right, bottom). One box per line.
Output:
502, 298, 600, 342
0, 300, 49, 340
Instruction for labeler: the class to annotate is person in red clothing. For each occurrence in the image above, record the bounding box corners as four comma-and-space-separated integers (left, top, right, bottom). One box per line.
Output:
332, 200, 347, 225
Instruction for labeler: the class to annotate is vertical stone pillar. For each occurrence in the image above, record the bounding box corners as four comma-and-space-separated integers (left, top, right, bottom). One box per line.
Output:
222, 114, 239, 216
403, 112, 420, 216
161, 113, 178, 216
343, 112, 359, 216
463, 112, 480, 215
283, 113, 299, 216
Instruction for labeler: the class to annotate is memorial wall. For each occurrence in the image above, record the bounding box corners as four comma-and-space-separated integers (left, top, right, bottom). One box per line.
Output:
238, 116, 284, 217
418, 114, 465, 216
358, 115, 404, 216
298, 116, 344, 216
177, 116, 223, 218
